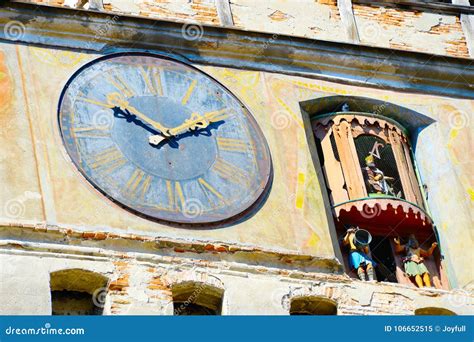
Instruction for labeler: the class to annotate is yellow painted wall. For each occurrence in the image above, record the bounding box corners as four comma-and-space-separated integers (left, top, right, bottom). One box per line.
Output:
0, 43, 472, 286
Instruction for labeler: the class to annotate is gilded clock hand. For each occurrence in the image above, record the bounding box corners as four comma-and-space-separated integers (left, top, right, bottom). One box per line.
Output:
148, 108, 228, 146
169, 113, 210, 135
106, 93, 172, 141
148, 112, 209, 146
201, 108, 229, 123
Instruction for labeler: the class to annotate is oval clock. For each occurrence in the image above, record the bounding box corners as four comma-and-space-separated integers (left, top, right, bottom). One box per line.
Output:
58, 53, 272, 225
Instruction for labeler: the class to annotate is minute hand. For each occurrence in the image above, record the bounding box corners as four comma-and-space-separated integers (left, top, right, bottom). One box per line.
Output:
148, 108, 230, 146
168, 108, 229, 136
168, 113, 209, 136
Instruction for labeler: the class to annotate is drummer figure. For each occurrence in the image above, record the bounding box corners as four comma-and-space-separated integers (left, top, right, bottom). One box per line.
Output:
343, 226, 376, 281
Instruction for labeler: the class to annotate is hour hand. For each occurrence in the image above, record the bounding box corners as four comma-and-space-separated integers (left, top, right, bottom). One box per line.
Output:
106, 92, 170, 135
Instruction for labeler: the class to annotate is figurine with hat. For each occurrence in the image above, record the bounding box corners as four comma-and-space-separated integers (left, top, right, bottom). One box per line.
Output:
343, 226, 377, 281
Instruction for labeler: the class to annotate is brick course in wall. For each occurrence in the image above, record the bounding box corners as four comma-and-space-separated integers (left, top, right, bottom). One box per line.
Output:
4, 251, 473, 315
1, 225, 472, 315
353, 4, 470, 58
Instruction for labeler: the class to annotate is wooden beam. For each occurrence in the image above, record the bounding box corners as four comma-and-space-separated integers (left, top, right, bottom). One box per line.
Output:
215, 0, 234, 27
337, 0, 360, 44
452, 0, 474, 57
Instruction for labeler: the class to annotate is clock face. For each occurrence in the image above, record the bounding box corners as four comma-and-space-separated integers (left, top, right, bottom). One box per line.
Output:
58, 53, 272, 225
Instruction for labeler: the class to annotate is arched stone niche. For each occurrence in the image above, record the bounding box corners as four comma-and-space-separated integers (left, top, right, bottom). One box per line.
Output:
172, 281, 224, 315
415, 307, 457, 316
289, 295, 338, 315
49, 269, 109, 315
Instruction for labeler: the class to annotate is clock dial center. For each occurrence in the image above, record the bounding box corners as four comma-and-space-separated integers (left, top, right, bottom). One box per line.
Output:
112, 95, 218, 181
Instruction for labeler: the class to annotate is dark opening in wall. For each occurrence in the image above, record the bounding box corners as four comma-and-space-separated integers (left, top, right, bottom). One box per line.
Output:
370, 236, 398, 283
51, 291, 102, 315
172, 282, 224, 315
49, 269, 108, 316
289, 296, 337, 315
415, 307, 457, 315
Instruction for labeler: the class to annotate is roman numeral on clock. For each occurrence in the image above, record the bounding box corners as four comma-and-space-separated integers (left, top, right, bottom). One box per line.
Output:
125, 169, 152, 201
88, 147, 127, 174
72, 126, 110, 139
198, 178, 225, 207
181, 79, 197, 105
76, 93, 113, 109
166, 180, 186, 212
139, 66, 163, 96
106, 71, 135, 98
217, 137, 250, 153
213, 158, 249, 186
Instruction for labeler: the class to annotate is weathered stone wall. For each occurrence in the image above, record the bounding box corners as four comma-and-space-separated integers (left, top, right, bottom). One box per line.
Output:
10, 0, 473, 58
1, 243, 472, 315
1, 0, 473, 312
229, 0, 347, 43
353, 4, 470, 58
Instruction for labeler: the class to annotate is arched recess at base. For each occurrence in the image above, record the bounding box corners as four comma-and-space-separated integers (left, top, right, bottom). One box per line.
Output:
289, 295, 338, 315
49, 269, 109, 315
172, 281, 224, 315
415, 307, 457, 316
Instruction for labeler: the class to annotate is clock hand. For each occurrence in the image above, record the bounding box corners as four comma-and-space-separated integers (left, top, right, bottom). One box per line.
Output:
106, 93, 172, 139
148, 112, 209, 146
169, 112, 210, 136
201, 108, 230, 123
148, 108, 229, 146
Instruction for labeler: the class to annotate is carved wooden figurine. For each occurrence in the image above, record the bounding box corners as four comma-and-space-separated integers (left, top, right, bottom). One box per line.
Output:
343, 227, 376, 281
394, 234, 438, 288
362, 154, 395, 196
